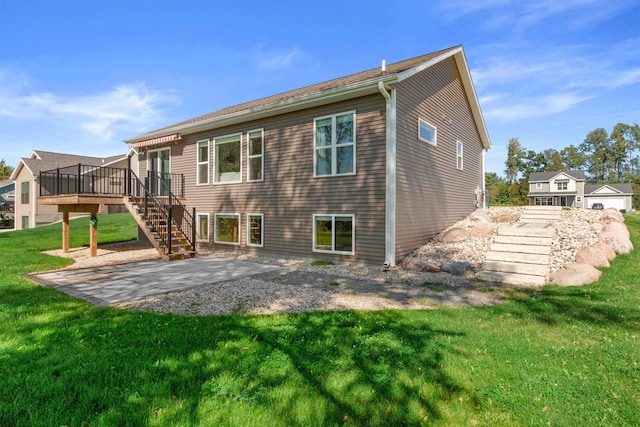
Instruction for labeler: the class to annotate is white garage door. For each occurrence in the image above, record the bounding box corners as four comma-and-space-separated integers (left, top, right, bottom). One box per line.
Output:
587, 197, 625, 210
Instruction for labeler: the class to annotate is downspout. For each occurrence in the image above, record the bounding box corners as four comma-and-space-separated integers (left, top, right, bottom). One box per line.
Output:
482, 149, 487, 208
378, 81, 397, 267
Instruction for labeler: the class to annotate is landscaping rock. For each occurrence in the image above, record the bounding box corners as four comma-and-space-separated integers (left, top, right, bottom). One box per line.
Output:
593, 242, 616, 261
575, 245, 610, 268
441, 261, 476, 278
564, 263, 602, 282
469, 211, 491, 224
468, 222, 494, 238
494, 213, 518, 223
603, 208, 624, 223
442, 227, 467, 243
550, 263, 601, 286
400, 256, 441, 273
601, 221, 633, 254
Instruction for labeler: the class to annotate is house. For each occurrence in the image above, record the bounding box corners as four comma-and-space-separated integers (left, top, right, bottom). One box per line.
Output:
124, 45, 492, 265
528, 170, 634, 211
528, 170, 586, 208
0, 179, 14, 208
584, 183, 634, 211
10, 150, 138, 230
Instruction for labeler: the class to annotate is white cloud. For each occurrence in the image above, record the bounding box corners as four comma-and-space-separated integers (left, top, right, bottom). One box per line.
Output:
439, 0, 636, 32
0, 77, 179, 140
255, 46, 304, 71
482, 92, 593, 121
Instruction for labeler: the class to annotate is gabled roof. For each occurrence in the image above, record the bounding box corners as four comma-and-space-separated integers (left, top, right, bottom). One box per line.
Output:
529, 170, 586, 182
0, 179, 14, 190
125, 45, 491, 150
10, 150, 127, 181
585, 183, 633, 195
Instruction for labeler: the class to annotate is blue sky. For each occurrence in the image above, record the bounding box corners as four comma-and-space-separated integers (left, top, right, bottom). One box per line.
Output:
1, 0, 639, 175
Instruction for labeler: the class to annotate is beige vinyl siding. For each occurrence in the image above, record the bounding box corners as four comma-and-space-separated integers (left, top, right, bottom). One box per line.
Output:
13, 167, 33, 229
394, 56, 484, 261
139, 94, 387, 263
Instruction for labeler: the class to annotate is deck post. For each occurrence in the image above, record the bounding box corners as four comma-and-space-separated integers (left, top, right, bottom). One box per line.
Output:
62, 211, 70, 253
90, 213, 98, 257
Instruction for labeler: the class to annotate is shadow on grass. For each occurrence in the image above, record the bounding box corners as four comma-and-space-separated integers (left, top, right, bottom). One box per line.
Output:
1, 285, 470, 426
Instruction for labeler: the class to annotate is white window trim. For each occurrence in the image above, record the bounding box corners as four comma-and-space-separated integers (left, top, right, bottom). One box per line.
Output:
312, 214, 355, 255
535, 183, 542, 189
213, 132, 243, 185
196, 139, 210, 186
556, 181, 568, 191
196, 212, 210, 242
456, 140, 463, 170
247, 128, 264, 182
246, 213, 264, 247
313, 111, 356, 178
214, 213, 241, 245
418, 118, 437, 146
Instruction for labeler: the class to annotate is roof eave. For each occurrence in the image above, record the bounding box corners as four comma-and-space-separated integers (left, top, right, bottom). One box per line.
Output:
125, 74, 399, 144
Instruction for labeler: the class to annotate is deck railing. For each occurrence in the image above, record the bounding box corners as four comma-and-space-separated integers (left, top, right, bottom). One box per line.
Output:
39, 164, 195, 254
39, 164, 185, 198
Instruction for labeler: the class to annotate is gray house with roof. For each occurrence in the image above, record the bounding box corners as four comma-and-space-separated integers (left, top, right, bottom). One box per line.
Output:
10, 150, 137, 229
124, 45, 492, 265
528, 170, 633, 210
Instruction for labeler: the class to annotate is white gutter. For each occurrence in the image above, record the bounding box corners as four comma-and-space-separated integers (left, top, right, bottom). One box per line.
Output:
378, 81, 397, 267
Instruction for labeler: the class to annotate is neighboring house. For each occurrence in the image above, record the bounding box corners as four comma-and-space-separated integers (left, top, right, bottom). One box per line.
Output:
528, 170, 633, 211
584, 183, 634, 211
0, 179, 15, 208
528, 170, 586, 208
125, 45, 492, 265
10, 150, 138, 230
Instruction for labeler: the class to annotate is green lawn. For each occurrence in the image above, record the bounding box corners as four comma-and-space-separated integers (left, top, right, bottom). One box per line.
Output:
1, 213, 639, 426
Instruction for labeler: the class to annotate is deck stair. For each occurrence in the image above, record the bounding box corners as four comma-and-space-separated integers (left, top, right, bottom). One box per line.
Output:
123, 196, 196, 261
476, 206, 562, 286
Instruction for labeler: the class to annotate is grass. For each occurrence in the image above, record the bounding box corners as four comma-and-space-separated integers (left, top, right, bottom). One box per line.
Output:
1, 213, 639, 426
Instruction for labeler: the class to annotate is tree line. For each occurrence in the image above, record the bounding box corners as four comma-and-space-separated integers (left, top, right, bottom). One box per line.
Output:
486, 122, 640, 207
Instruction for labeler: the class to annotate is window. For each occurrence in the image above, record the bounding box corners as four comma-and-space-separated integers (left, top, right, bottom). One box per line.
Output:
418, 118, 437, 146
314, 112, 355, 177
534, 197, 553, 206
556, 181, 568, 191
22, 216, 29, 229
247, 213, 263, 247
196, 213, 209, 242
247, 129, 264, 182
456, 141, 463, 170
214, 213, 240, 245
535, 183, 542, 189
214, 133, 242, 183
313, 214, 354, 255
196, 139, 209, 185
21, 182, 29, 204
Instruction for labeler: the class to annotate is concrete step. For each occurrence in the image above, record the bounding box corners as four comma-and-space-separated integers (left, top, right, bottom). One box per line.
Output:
477, 271, 546, 286
499, 226, 555, 238
481, 261, 548, 277
524, 205, 562, 211
485, 251, 550, 265
490, 243, 551, 255
494, 235, 553, 246
521, 213, 561, 219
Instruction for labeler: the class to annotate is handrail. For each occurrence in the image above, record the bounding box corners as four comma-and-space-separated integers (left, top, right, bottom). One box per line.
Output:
129, 172, 175, 254
150, 171, 196, 253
